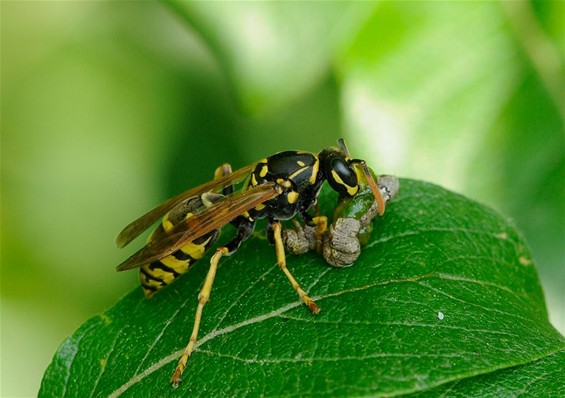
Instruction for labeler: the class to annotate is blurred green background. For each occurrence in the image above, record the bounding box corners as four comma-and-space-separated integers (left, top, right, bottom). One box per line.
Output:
2, 2, 563, 396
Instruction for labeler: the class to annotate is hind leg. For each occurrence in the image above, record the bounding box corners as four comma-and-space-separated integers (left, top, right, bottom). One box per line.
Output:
170, 217, 255, 387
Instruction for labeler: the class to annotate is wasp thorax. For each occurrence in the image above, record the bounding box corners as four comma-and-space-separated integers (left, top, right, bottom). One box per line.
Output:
319, 147, 359, 197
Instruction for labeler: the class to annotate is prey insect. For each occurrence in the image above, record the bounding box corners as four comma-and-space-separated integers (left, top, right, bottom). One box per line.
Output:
115, 139, 389, 387
284, 174, 399, 267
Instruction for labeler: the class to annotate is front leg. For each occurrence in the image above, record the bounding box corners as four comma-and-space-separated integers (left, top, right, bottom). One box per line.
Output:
270, 221, 320, 314
299, 209, 327, 252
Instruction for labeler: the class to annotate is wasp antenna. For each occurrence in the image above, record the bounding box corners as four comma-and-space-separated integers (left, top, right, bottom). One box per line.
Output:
337, 138, 351, 158
360, 161, 386, 216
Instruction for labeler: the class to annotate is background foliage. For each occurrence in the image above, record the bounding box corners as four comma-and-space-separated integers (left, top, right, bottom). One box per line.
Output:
2, 1, 563, 396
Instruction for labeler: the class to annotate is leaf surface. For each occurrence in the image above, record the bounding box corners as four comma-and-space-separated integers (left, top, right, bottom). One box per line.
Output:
411, 349, 565, 397
40, 179, 564, 397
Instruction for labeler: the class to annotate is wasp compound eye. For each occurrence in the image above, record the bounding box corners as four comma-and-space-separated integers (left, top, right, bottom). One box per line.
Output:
328, 157, 358, 197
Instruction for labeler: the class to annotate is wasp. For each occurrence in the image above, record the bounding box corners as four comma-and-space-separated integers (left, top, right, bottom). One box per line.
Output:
115, 139, 389, 387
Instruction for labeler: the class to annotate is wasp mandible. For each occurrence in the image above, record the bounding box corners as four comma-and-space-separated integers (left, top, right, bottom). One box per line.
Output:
115, 139, 390, 387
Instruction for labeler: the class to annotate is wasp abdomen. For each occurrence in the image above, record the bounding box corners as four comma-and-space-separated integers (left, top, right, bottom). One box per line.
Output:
139, 195, 222, 297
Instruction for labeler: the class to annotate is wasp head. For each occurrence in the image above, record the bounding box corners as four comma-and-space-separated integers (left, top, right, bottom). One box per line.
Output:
319, 139, 386, 216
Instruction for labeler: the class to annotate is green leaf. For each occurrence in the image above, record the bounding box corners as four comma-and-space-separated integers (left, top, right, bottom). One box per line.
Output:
40, 179, 564, 397
411, 349, 565, 397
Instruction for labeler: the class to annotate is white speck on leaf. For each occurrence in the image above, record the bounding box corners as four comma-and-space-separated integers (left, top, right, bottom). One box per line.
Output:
438, 311, 445, 320
519, 256, 532, 266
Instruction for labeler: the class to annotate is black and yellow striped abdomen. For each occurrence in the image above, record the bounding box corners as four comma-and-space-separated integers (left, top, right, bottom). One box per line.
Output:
140, 195, 221, 297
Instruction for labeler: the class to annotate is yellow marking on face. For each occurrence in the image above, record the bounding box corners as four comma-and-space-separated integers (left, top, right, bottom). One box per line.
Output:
251, 173, 258, 187
354, 164, 364, 182
259, 165, 268, 178
348, 185, 359, 195
287, 191, 299, 204
309, 157, 320, 184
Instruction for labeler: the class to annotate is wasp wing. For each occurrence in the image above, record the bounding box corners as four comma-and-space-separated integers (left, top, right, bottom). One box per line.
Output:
116, 182, 279, 271
115, 162, 257, 249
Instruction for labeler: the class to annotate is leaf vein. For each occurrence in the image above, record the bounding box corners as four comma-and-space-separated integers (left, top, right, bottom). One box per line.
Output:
196, 348, 476, 364
90, 328, 122, 398
417, 280, 532, 322
134, 296, 193, 375
275, 314, 521, 337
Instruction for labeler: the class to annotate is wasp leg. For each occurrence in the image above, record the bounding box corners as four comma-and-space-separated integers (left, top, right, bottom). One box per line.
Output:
170, 246, 226, 388
214, 163, 234, 195
171, 218, 255, 388
272, 221, 320, 314
312, 215, 327, 252
299, 211, 328, 252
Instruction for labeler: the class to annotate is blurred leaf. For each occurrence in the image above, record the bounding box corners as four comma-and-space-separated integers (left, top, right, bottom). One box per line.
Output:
40, 180, 564, 397
339, 2, 535, 185
166, 1, 375, 115
162, 74, 344, 198
337, 1, 565, 332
